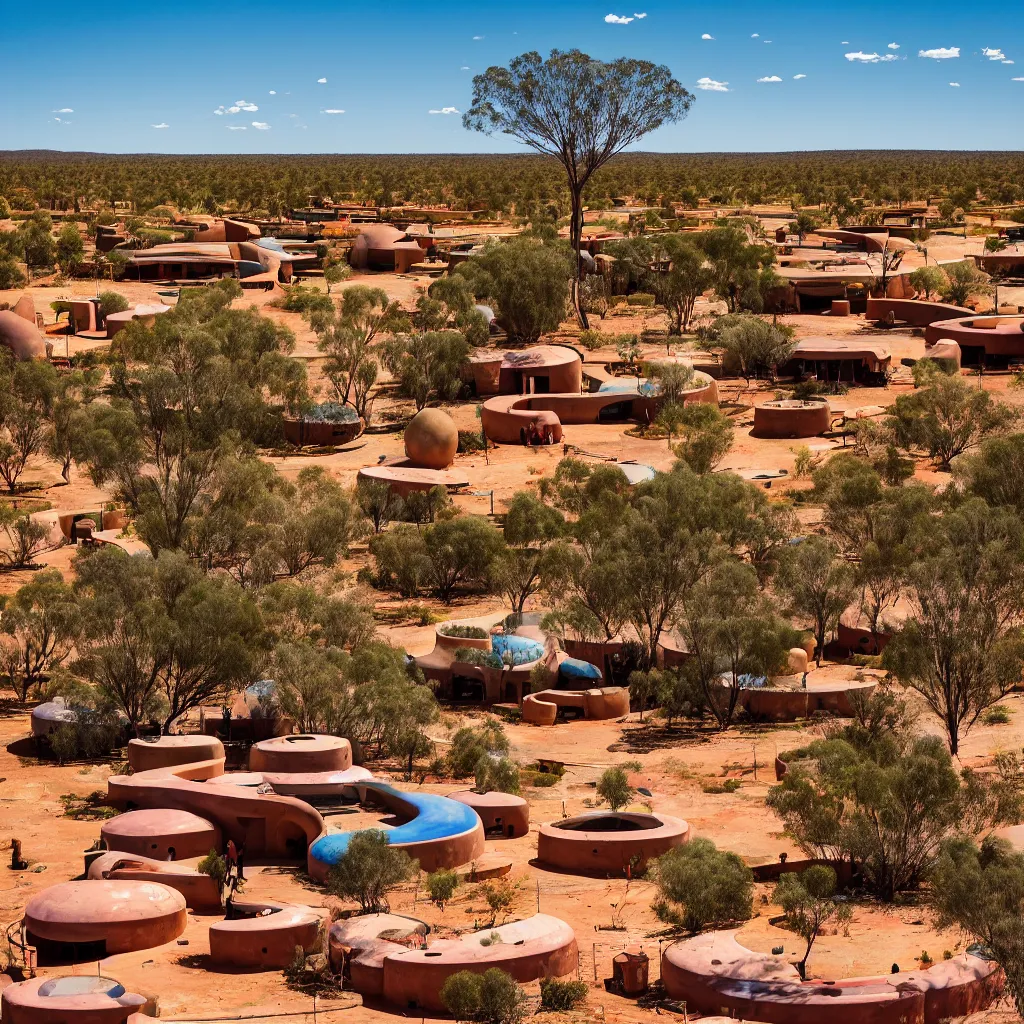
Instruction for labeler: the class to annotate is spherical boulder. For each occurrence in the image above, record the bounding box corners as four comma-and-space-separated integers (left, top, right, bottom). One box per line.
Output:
404, 409, 458, 469
787, 647, 809, 674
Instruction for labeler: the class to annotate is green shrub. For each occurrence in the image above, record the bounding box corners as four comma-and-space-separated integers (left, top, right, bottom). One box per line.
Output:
626, 292, 656, 307
578, 330, 606, 351
97, 290, 130, 318
983, 704, 1012, 725
198, 848, 227, 884
440, 969, 526, 1024
426, 867, 460, 910
458, 430, 487, 452
701, 778, 742, 794
540, 978, 588, 1011
654, 837, 754, 932
475, 755, 522, 795
439, 623, 490, 639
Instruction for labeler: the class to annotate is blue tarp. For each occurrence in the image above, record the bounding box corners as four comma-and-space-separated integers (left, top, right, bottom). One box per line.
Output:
559, 657, 603, 682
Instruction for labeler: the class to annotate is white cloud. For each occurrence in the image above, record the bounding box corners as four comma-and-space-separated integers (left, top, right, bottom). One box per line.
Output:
1003, 60, 1015, 64
701, 33, 714, 40
841, 40, 849, 44
269, 90, 276, 95
321, 108, 345, 114
1013, 76, 1024, 80
215, 100, 258, 115
429, 106, 461, 114
226, 126, 247, 130
764, 40, 772, 43
949, 81, 960, 86
919, 47, 959, 59
317, 77, 327, 83
793, 73, 807, 79
634, 12, 647, 18
151, 123, 170, 129
845, 51, 898, 63
605, 13, 633, 23
52, 107, 73, 113
472, 35, 483, 40
982, 47, 1005, 60
251, 121, 270, 130
751, 33, 759, 38
888, 42, 900, 50
757, 75, 782, 82
696, 77, 729, 92
460, 65, 470, 70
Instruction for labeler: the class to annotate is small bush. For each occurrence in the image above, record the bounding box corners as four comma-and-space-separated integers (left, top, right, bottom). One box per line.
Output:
479, 877, 521, 925
441, 969, 527, 1024
578, 330, 606, 351
439, 623, 490, 639
426, 867, 460, 910
597, 766, 634, 810
475, 755, 522, 795
654, 837, 754, 933
983, 704, 1012, 725
701, 778, 741, 794
458, 430, 488, 453
626, 292, 656, 307
198, 849, 227, 884
540, 978, 588, 1011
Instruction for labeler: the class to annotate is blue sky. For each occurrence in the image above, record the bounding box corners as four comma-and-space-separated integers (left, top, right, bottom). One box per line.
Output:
3, 0, 1023, 153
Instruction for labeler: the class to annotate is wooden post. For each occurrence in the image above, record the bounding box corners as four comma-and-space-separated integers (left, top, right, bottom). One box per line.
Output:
593, 942, 598, 983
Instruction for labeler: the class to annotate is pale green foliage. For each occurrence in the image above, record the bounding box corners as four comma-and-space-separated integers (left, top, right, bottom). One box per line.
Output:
654, 837, 754, 932
426, 867, 460, 910
596, 766, 633, 810
325, 829, 417, 914
773, 865, 849, 979
440, 968, 527, 1024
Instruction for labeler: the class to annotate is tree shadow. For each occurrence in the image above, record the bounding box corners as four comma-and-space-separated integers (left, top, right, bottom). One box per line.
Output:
609, 724, 711, 754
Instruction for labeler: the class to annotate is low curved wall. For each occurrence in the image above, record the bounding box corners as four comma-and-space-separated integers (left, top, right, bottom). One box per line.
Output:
87, 851, 222, 912
662, 930, 1002, 1024
816, 229, 889, 254
100, 808, 221, 861
866, 297, 973, 326
308, 782, 485, 880
24, 880, 187, 956
737, 681, 876, 721
450, 791, 530, 838
752, 401, 830, 439
522, 687, 630, 725
249, 734, 352, 773
538, 812, 689, 875
379, 915, 578, 1012
1, 977, 148, 1024
924, 315, 1024, 358
481, 373, 718, 445
209, 901, 323, 968
128, 736, 224, 773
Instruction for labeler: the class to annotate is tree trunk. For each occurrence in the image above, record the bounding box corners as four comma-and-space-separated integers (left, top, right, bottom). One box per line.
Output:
570, 186, 588, 330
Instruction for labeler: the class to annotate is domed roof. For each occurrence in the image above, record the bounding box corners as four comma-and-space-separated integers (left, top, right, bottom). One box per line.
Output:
404, 408, 459, 470
0, 310, 47, 360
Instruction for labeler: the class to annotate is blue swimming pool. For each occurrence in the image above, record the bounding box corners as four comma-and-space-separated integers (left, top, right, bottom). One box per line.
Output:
309, 782, 480, 867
